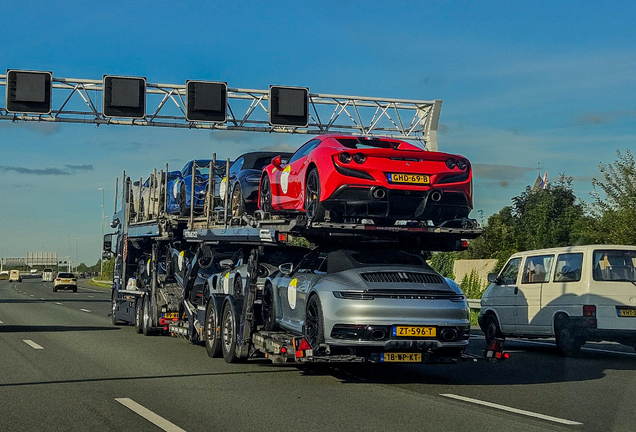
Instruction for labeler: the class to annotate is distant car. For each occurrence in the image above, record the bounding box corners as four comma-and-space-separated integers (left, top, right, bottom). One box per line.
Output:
260, 246, 470, 359
54, 272, 77, 292
130, 170, 181, 220
9, 270, 22, 282
166, 160, 230, 216
259, 134, 473, 226
225, 151, 293, 218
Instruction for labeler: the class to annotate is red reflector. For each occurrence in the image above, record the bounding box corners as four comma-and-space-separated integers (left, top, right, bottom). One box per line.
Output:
295, 350, 304, 358
583, 305, 596, 317
159, 318, 166, 325
164, 326, 168, 330
494, 352, 502, 359
278, 233, 288, 242
280, 346, 287, 354
503, 352, 510, 359
297, 338, 312, 351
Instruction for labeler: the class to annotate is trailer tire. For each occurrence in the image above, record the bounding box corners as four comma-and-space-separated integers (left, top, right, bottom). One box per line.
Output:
221, 302, 245, 363
135, 297, 144, 334
483, 314, 502, 345
304, 294, 325, 349
205, 300, 222, 358
262, 283, 277, 331
111, 293, 123, 325
142, 295, 155, 336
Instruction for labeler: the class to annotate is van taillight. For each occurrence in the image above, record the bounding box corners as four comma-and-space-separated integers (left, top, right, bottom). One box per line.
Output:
583, 305, 596, 317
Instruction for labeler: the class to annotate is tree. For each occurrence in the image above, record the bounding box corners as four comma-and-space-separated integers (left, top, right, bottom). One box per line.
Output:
466, 174, 588, 268
590, 149, 636, 245
429, 252, 457, 279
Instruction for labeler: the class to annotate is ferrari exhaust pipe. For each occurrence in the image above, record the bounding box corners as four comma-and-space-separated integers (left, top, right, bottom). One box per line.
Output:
429, 190, 443, 202
371, 187, 387, 200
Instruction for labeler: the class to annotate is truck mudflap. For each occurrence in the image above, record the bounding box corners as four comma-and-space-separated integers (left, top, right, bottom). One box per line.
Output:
251, 333, 509, 364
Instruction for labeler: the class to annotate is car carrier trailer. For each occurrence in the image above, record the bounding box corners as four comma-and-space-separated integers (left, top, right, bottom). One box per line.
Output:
104, 166, 508, 365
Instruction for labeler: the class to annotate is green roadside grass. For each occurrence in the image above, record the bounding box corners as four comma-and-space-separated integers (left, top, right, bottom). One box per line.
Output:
88, 279, 112, 289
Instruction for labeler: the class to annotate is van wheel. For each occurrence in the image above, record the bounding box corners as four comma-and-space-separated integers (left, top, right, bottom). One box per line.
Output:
555, 321, 583, 357
484, 314, 502, 345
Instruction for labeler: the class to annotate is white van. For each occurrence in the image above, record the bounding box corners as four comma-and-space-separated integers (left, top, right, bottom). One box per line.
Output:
479, 245, 636, 356
9, 270, 22, 282
42, 268, 54, 282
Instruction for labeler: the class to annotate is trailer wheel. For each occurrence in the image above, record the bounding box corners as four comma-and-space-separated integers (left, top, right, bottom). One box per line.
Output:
221, 302, 244, 363
205, 300, 222, 358
262, 283, 277, 331
304, 294, 325, 349
135, 297, 144, 334
142, 295, 155, 336
483, 314, 502, 345
111, 294, 123, 325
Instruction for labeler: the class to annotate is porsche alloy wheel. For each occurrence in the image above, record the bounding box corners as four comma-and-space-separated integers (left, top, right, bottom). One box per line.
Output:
304, 295, 325, 349
231, 184, 245, 218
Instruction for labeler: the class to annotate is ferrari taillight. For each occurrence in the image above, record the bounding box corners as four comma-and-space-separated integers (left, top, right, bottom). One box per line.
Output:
338, 152, 352, 164
353, 152, 366, 164
456, 159, 468, 170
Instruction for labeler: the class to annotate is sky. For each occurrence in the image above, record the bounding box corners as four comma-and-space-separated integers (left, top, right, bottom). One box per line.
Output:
0, 0, 635, 266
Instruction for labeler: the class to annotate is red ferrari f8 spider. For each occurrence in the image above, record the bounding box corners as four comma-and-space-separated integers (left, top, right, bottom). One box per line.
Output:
258, 134, 473, 226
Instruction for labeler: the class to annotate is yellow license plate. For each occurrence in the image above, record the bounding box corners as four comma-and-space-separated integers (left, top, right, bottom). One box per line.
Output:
388, 173, 430, 184
382, 352, 422, 362
393, 326, 436, 337
163, 312, 178, 319
61, 279, 71, 283
617, 309, 636, 317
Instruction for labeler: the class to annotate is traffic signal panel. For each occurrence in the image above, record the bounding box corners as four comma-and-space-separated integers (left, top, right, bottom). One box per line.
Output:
103, 76, 146, 119
186, 80, 227, 123
269, 85, 309, 127
5, 70, 53, 115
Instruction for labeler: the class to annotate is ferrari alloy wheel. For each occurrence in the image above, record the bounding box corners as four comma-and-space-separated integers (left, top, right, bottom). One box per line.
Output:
259, 176, 273, 213
305, 168, 325, 222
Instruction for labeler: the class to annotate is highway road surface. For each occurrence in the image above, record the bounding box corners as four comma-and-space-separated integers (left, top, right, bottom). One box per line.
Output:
1, 277, 635, 432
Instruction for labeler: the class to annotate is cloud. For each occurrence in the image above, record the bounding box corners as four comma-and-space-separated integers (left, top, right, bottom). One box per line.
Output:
0, 121, 62, 136
574, 110, 636, 126
0, 164, 93, 176
473, 163, 536, 184
64, 164, 94, 172
209, 130, 259, 142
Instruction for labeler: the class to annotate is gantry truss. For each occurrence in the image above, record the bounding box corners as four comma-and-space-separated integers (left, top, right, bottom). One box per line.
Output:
0, 74, 442, 150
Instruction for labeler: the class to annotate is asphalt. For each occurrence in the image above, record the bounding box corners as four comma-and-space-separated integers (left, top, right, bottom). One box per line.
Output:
1, 278, 635, 432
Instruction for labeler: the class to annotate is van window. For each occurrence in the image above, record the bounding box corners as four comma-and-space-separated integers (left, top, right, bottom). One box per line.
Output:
554, 253, 583, 282
521, 255, 554, 284
500, 257, 522, 285
593, 249, 636, 281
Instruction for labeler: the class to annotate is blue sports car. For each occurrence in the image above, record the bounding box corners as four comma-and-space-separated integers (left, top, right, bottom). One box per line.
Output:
166, 160, 229, 216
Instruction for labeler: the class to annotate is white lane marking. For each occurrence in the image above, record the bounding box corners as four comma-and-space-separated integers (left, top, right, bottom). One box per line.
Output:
115, 398, 187, 432
23, 340, 44, 350
55, 302, 63, 305
0, 320, 4, 324
40, 298, 45, 300
80, 309, 92, 313
89, 295, 94, 298
441, 394, 582, 426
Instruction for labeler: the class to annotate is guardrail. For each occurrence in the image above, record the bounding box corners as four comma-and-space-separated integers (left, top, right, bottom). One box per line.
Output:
467, 299, 481, 310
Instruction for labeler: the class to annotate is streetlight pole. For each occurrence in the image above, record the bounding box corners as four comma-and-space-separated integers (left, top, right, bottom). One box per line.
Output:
75, 237, 79, 273
98, 188, 105, 277
67, 233, 71, 272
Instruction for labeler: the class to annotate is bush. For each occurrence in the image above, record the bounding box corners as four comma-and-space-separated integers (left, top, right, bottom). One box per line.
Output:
459, 268, 486, 299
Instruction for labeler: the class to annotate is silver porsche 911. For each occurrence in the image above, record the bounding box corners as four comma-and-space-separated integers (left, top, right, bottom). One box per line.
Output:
263, 247, 470, 360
